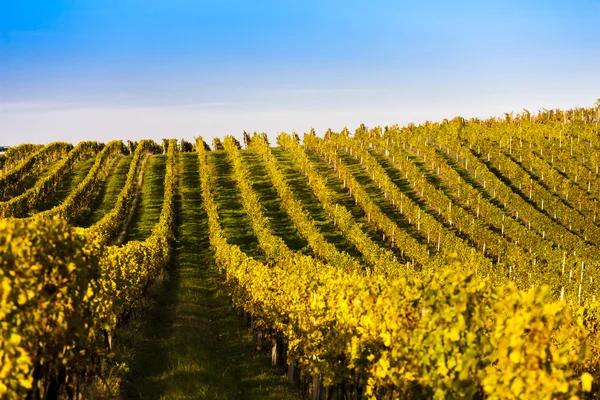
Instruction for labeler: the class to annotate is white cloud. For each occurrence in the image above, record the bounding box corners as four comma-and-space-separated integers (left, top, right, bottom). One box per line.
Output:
0, 100, 90, 112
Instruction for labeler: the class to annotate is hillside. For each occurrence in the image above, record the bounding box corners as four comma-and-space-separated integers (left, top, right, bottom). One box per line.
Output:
2, 107, 600, 399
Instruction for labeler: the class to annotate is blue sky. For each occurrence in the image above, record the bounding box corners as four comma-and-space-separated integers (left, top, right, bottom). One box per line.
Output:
1, 1, 599, 145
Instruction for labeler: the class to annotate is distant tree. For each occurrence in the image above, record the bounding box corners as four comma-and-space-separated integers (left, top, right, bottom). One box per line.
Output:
128, 140, 138, 155
212, 137, 224, 150
276, 133, 286, 147
371, 126, 383, 138
451, 116, 466, 127
243, 131, 252, 148
180, 139, 193, 152
230, 136, 242, 149
259, 133, 269, 147
292, 132, 300, 143
162, 139, 169, 154
197, 138, 211, 151
251, 132, 261, 144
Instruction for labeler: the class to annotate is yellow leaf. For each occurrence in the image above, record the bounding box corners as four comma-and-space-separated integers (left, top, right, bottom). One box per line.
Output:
447, 356, 457, 370
511, 377, 524, 396
447, 326, 460, 342
582, 373, 593, 392
509, 350, 520, 364
382, 331, 392, 347
19, 377, 33, 389
9, 333, 21, 346
376, 357, 390, 378
437, 356, 449, 376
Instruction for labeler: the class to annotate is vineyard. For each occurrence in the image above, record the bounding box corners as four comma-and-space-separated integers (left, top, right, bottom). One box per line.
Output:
3, 106, 600, 399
